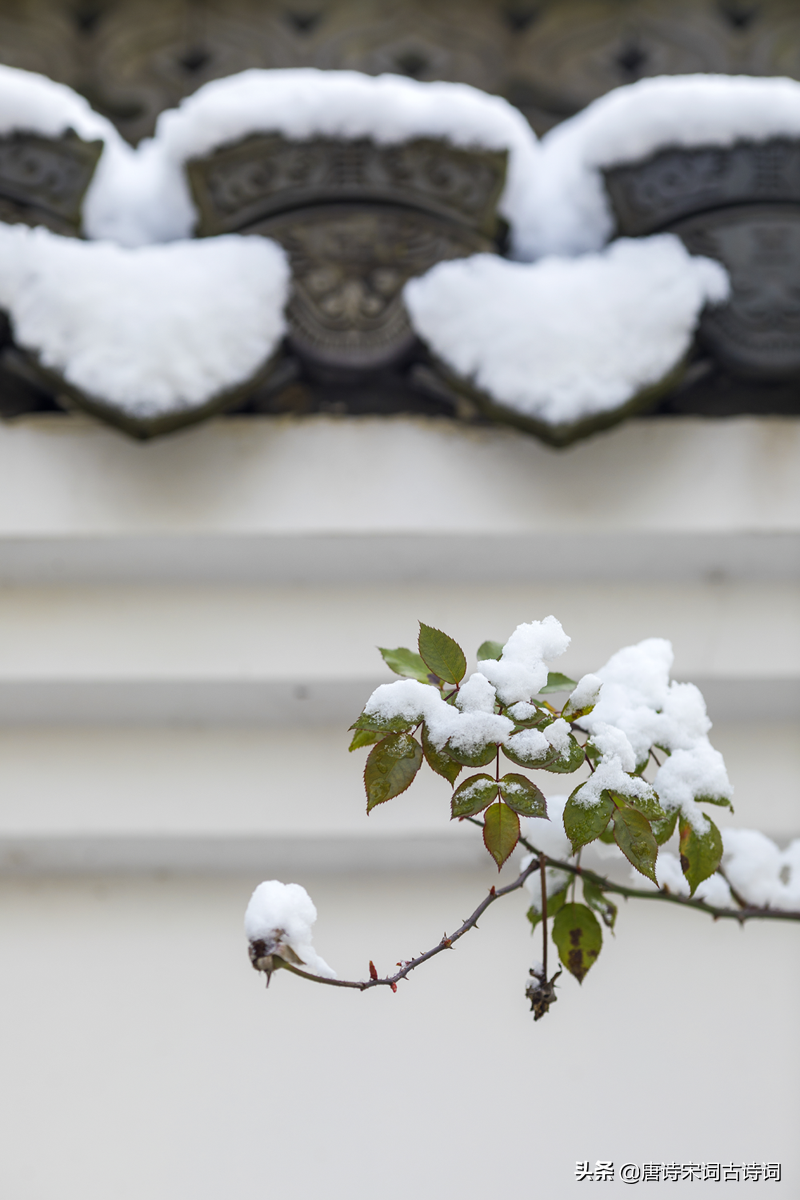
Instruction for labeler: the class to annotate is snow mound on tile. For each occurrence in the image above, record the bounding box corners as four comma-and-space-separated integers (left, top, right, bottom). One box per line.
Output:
519, 73, 800, 257
86, 68, 540, 249
405, 234, 728, 428
0, 223, 289, 419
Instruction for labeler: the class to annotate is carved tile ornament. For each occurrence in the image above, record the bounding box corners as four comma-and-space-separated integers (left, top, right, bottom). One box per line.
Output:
0, 131, 101, 235
187, 135, 506, 370
605, 140, 800, 378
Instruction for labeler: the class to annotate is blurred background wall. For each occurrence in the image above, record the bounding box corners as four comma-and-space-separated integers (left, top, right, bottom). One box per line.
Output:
0, 3, 798, 1197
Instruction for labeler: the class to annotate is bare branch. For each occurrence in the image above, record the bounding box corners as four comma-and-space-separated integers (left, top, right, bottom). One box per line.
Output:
275, 854, 542, 991
265, 818, 800, 998
510, 830, 800, 924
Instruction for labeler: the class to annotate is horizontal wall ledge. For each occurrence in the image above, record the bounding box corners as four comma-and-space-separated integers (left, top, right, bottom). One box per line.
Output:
0, 833, 489, 877
0, 415, 797, 541
0, 531, 797, 584
0, 676, 794, 726
3, 833, 796, 880
0, 581, 795, 688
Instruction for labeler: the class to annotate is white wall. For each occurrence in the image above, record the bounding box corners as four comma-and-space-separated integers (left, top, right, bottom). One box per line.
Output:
0, 413, 797, 1198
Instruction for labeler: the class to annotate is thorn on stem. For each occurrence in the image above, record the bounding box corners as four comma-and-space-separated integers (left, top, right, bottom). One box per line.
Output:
489, 886, 496, 896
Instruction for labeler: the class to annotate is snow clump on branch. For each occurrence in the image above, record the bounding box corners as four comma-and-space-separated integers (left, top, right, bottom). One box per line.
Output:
575, 638, 732, 831
722, 831, 800, 911
245, 881, 335, 980
363, 616, 571, 756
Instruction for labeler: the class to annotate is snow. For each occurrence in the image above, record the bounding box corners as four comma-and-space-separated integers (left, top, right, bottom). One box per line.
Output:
566, 674, 603, 712
244, 880, 335, 978
571, 722, 657, 810
363, 676, 513, 754
722, 830, 800, 911
363, 618, 570, 751
652, 742, 732, 832
84, 136, 190, 248
504, 727, 550, 763
478, 616, 570, 705
542, 718, 571, 758
0, 223, 289, 419
645, 851, 733, 908
588, 723, 637, 773
521, 794, 574, 862
521, 795, 574, 908
0, 64, 139, 242
405, 236, 728, 429
455, 673, 497, 714
524, 863, 572, 912
505, 718, 573, 765
578, 637, 733, 830
520, 73, 800, 258
0, 62, 120, 145
87, 68, 541, 250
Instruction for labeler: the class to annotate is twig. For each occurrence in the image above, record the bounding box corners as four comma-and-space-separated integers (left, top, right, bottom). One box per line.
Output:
271, 820, 799, 997
511, 831, 800, 924
277, 854, 542, 991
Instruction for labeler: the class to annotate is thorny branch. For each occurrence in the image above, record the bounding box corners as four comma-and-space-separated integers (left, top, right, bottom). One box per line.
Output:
509, 830, 800, 924
273, 820, 800, 995
278, 854, 542, 991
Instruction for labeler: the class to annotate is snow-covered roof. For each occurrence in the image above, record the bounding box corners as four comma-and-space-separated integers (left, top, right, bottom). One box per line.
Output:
0, 62, 120, 145
0, 224, 289, 425
0, 65, 795, 438
87, 68, 541, 250
519, 74, 800, 258
405, 235, 729, 434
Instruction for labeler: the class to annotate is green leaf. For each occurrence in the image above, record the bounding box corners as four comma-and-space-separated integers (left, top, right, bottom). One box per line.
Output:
349, 728, 384, 752
421, 724, 461, 784
612, 788, 665, 821
584, 741, 602, 767
526, 885, 569, 931
598, 820, 617, 844
539, 736, 586, 775
679, 815, 723, 895
651, 808, 678, 845
350, 710, 416, 735
502, 739, 551, 768
477, 639, 504, 661
552, 903, 602, 983
498, 774, 547, 818
418, 622, 467, 685
446, 738, 498, 767
451, 774, 498, 818
539, 671, 578, 695
364, 733, 423, 813
482, 802, 520, 869
695, 792, 733, 809
582, 878, 618, 931
563, 787, 614, 853
508, 706, 550, 730
613, 805, 658, 884
561, 680, 603, 721
379, 646, 433, 684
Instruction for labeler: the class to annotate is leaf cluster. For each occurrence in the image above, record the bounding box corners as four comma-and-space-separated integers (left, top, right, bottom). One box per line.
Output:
563, 780, 728, 894
350, 623, 589, 870
351, 622, 733, 949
